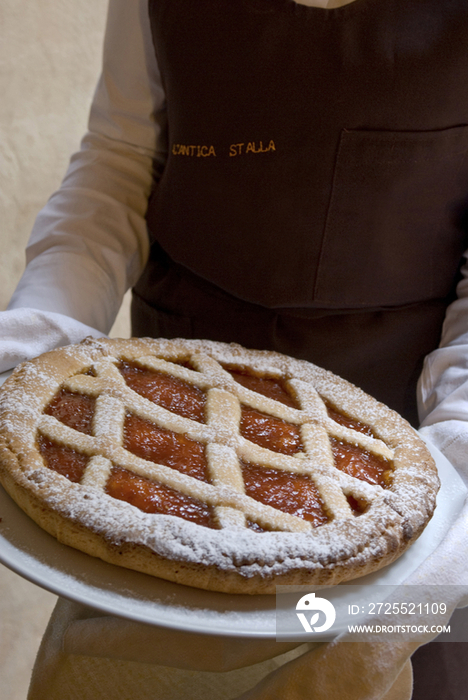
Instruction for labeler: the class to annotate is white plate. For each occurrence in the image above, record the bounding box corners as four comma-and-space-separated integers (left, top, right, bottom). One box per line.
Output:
0, 431, 465, 639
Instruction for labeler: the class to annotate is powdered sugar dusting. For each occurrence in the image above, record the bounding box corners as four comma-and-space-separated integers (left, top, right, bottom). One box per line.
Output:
0, 338, 440, 591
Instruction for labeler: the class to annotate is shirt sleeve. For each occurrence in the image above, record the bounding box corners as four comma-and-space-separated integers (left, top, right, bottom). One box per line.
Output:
7, 0, 167, 334
418, 251, 468, 427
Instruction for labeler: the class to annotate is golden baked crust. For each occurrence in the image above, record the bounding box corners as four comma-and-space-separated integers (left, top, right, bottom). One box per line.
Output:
0, 337, 439, 594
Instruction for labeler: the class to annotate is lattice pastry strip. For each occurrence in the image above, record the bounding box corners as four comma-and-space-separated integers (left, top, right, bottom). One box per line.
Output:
81, 456, 112, 491
206, 444, 246, 529
204, 391, 245, 529
0, 337, 439, 594
38, 349, 397, 532
299, 423, 353, 519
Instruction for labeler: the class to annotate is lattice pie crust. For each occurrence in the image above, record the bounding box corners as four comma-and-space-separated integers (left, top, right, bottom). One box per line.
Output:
0, 338, 439, 594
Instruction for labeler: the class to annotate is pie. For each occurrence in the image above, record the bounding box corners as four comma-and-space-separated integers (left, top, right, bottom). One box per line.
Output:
0, 337, 439, 594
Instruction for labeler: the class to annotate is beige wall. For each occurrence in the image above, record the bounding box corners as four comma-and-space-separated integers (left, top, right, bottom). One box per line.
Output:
0, 0, 131, 337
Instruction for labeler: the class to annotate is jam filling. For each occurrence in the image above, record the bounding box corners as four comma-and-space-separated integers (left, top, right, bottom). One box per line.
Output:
45, 389, 95, 434
241, 461, 328, 527
331, 438, 391, 487
106, 467, 216, 528
240, 407, 302, 455
347, 494, 369, 514
119, 361, 206, 422
38, 435, 88, 483
123, 412, 209, 483
325, 401, 374, 437
226, 368, 298, 408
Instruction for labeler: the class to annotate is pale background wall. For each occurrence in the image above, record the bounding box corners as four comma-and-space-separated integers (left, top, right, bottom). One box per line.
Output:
0, 0, 131, 336
0, 2, 131, 697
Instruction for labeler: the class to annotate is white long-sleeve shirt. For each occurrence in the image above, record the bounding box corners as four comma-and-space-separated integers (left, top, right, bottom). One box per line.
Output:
6, 0, 468, 444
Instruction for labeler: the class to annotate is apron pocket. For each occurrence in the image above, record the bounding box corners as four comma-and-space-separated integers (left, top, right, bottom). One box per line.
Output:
314, 126, 468, 307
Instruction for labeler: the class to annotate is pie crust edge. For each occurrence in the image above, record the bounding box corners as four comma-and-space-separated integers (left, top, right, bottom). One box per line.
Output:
0, 337, 440, 595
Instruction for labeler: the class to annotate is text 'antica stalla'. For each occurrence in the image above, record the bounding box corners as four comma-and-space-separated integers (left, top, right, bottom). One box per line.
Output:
171, 140, 276, 157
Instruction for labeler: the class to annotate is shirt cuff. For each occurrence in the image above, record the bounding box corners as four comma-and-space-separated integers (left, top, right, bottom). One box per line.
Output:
0, 308, 106, 374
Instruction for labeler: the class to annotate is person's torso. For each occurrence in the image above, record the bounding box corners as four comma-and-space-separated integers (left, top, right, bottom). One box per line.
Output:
145, 0, 468, 309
